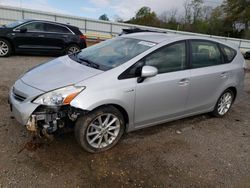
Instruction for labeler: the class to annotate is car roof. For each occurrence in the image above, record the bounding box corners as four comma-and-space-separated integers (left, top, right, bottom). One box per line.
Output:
26, 19, 79, 29
121, 32, 177, 43
122, 32, 238, 50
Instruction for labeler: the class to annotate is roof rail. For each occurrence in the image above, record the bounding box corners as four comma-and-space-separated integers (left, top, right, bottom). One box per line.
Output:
119, 27, 167, 35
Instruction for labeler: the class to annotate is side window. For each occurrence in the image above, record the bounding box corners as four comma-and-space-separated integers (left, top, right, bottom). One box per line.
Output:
44, 23, 71, 33
144, 42, 186, 74
190, 40, 222, 68
220, 44, 236, 63
19, 22, 44, 32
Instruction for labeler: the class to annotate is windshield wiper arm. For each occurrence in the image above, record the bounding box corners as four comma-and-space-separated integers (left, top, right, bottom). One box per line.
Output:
79, 57, 100, 69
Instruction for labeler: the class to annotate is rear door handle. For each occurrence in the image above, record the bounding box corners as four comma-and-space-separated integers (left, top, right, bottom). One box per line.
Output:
220, 72, 228, 78
38, 34, 45, 37
179, 78, 189, 86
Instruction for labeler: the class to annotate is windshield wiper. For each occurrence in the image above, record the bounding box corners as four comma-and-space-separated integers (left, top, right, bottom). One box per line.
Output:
79, 57, 100, 69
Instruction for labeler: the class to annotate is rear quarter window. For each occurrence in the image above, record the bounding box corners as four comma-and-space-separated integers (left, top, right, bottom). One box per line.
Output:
220, 44, 237, 63
44, 23, 71, 34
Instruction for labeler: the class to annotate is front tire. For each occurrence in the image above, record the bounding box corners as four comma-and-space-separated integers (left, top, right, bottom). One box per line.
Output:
211, 89, 234, 117
0, 39, 12, 57
74, 106, 125, 153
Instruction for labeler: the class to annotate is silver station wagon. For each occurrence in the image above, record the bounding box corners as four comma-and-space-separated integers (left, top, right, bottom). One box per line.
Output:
9, 32, 246, 153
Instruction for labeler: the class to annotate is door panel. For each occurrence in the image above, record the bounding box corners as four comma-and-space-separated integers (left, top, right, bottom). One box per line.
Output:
134, 70, 190, 127
133, 41, 190, 127
187, 65, 230, 112
186, 40, 229, 112
12, 22, 47, 51
12, 32, 49, 50
43, 23, 72, 50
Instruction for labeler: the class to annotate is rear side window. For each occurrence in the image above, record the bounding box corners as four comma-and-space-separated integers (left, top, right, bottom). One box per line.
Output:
220, 44, 236, 63
190, 40, 222, 68
44, 23, 71, 34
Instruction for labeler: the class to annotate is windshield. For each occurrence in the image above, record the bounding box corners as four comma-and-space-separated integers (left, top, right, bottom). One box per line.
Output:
74, 37, 156, 70
4, 20, 27, 28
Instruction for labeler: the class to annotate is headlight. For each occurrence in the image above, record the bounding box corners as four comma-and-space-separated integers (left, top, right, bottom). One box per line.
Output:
33, 85, 85, 106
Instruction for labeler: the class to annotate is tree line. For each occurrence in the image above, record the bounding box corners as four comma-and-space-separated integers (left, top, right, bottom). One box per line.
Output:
99, 0, 250, 39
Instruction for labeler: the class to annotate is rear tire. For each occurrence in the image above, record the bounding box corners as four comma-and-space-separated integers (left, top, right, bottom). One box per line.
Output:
211, 89, 234, 117
0, 39, 12, 57
74, 106, 125, 153
66, 44, 80, 54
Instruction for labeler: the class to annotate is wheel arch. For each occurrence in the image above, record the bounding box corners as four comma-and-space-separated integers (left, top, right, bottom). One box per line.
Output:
91, 104, 129, 127
226, 86, 237, 102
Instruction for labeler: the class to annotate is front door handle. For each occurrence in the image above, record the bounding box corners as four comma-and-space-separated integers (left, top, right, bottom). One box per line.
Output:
179, 78, 189, 86
38, 34, 45, 37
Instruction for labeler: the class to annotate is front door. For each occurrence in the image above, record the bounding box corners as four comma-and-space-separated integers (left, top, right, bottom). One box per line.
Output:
134, 41, 190, 128
12, 21, 47, 51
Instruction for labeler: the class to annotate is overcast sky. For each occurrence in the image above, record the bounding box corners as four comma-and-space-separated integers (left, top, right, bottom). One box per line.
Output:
0, 0, 222, 21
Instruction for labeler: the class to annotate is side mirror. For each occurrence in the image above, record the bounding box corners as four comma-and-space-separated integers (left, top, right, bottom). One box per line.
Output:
137, 65, 158, 83
20, 28, 27, 33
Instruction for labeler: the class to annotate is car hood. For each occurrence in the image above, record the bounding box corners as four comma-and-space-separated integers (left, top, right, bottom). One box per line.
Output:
21, 55, 103, 92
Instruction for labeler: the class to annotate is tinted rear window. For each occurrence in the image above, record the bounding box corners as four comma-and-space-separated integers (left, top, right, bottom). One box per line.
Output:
220, 44, 237, 63
44, 23, 71, 34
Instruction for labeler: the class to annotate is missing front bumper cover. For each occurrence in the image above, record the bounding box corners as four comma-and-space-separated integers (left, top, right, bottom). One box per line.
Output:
25, 105, 87, 137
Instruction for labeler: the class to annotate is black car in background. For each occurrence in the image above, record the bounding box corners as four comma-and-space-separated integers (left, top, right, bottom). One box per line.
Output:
0, 19, 87, 57
244, 51, 250, 59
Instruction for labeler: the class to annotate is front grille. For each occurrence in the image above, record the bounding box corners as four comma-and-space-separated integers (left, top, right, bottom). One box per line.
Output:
12, 88, 27, 102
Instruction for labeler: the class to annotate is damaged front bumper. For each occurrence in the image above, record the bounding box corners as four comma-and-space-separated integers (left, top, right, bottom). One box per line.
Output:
25, 105, 73, 136
9, 80, 86, 137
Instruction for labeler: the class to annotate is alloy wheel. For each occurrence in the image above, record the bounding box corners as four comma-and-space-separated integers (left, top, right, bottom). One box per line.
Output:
67, 46, 80, 54
217, 92, 233, 115
0, 41, 9, 56
86, 113, 121, 149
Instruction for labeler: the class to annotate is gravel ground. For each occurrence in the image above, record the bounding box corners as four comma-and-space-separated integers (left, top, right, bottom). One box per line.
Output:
0, 56, 250, 188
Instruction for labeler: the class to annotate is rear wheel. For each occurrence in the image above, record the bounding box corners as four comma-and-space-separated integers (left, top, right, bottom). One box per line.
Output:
74, 106, 125, 153
211, 89, 234, 117
66, 44, 80, 54
0, 39, 11, 57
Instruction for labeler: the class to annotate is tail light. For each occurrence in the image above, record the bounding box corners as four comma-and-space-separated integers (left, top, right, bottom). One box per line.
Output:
79, 35, 86, 40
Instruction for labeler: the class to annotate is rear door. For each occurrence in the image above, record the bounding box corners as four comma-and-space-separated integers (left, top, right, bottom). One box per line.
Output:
43, 23, 73, 51
186, 40, 231, 113
134, 41, 191, 128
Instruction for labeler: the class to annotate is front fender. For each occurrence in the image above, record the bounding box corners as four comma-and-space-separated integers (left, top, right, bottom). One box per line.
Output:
70, 87, 135, 130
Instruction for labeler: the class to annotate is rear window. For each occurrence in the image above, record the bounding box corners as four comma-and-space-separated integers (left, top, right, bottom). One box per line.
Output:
44, 23, 71, 34
220, 44, 237, 63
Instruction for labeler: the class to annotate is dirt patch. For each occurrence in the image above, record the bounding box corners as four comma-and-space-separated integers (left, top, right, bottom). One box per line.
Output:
0, 95, 8, 105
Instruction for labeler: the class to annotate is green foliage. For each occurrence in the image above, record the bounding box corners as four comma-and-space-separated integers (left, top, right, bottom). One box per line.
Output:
124, 1, 250, 39
127, 6, 161, 27
99, 14, 109, 21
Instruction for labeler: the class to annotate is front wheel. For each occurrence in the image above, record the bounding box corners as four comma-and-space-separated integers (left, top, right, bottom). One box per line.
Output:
211, 89, 234, 117
74, 106, 125, 153
0, 39, 12, 57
